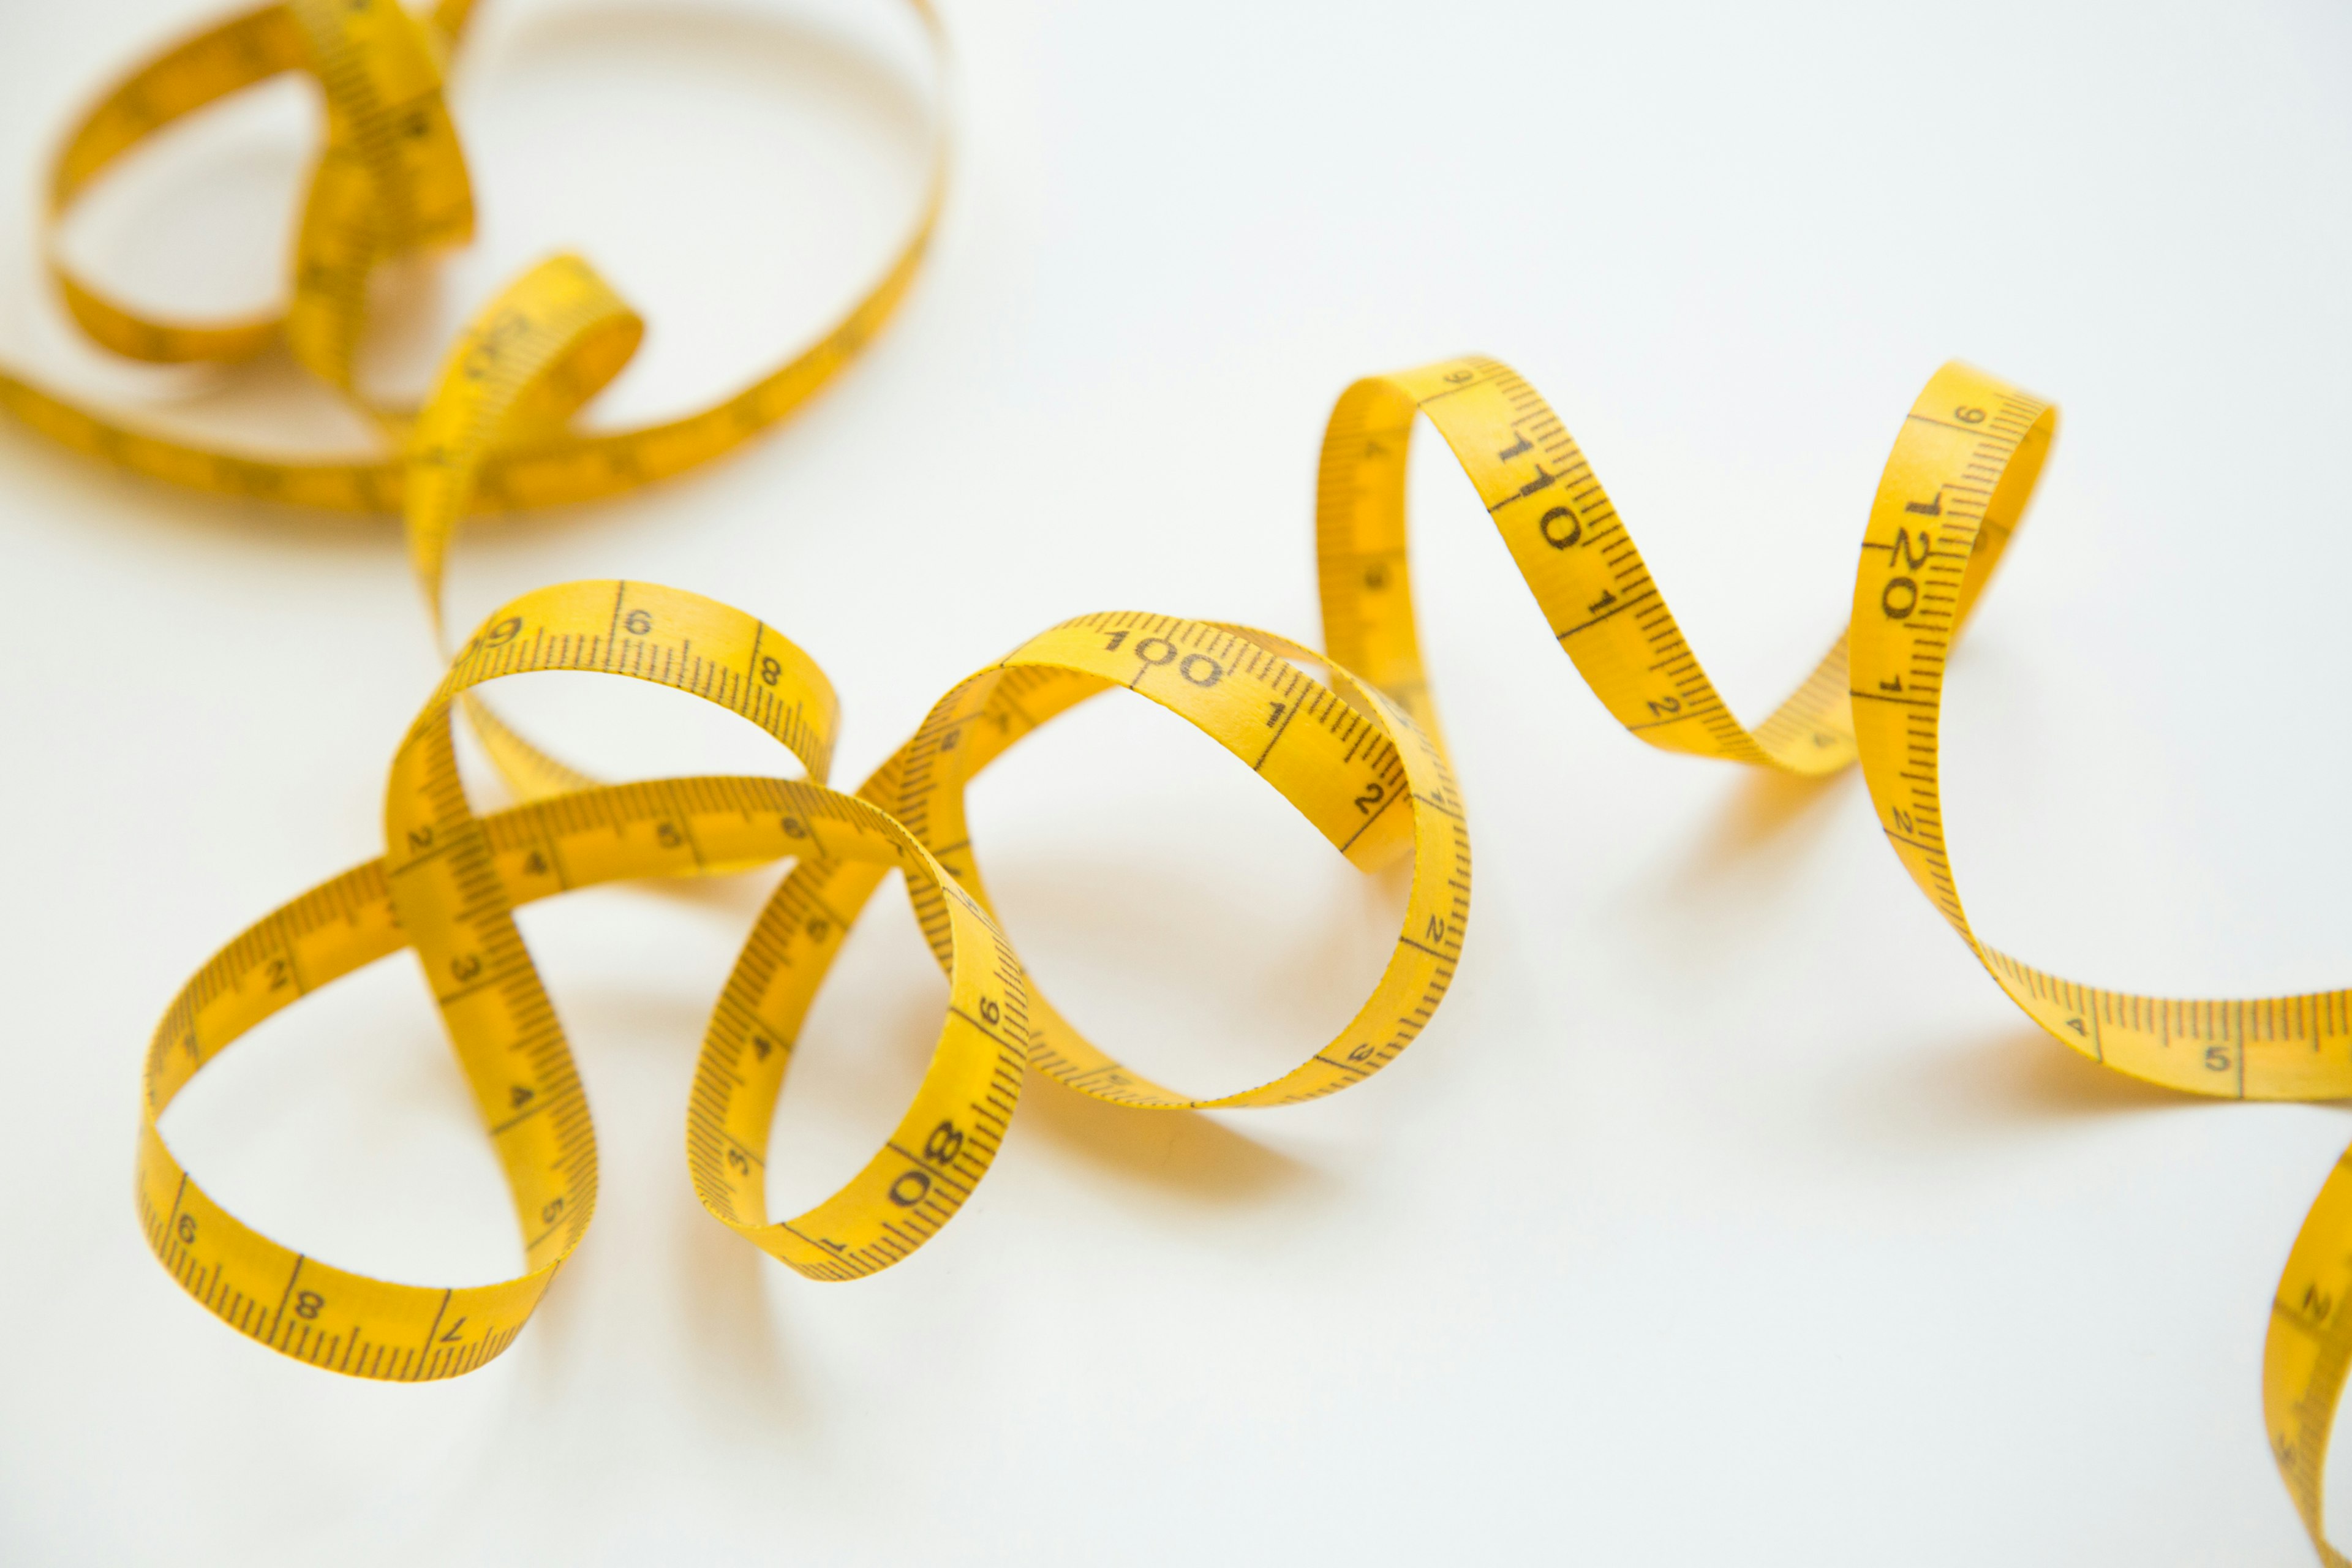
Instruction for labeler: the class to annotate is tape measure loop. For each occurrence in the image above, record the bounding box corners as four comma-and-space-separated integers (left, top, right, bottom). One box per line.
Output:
137, 578, 1050, 1356
382, 580, 844, 1319
138, 582, 857, 1376
387, 578, 1036, 1295
685, 789, 1029, 1281
10, 0, 949, 527
1317, 354, 2352, 1557
45, 4, 308, 365
43, 0, 478, 382
854, 612, 1468, 1112
135, 800, 582, 1381
134, 771, 910, 1376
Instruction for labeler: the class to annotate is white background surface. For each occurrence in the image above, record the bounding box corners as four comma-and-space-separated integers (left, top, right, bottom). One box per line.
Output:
2, 0, 2350, 1561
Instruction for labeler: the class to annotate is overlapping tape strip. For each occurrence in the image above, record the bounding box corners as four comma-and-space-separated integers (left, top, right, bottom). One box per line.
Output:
7, 2, 2347, 1559
3, 0, 947, 804
138, 578, 1466, 1362
127, 346, 2352, 1559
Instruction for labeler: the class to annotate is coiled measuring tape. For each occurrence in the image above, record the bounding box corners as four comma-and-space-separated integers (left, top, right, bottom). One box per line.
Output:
135, 345, 2352, 1560
138, 576, 1464, 1361
1325, 358, 2350, 1563
2, 0, 946, 792
42, 8, 2347, 1554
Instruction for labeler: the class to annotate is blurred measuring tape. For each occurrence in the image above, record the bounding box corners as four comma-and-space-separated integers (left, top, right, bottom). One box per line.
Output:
1, 0, 944, 791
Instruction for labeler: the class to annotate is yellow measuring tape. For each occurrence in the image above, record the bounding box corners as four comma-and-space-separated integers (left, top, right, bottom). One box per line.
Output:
138, 575, 1463, 1349
23, 4, 2348, 1558
128, 349, 2352, 1557
1335, 358, 2352, 1561
2, 0, 946, 790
